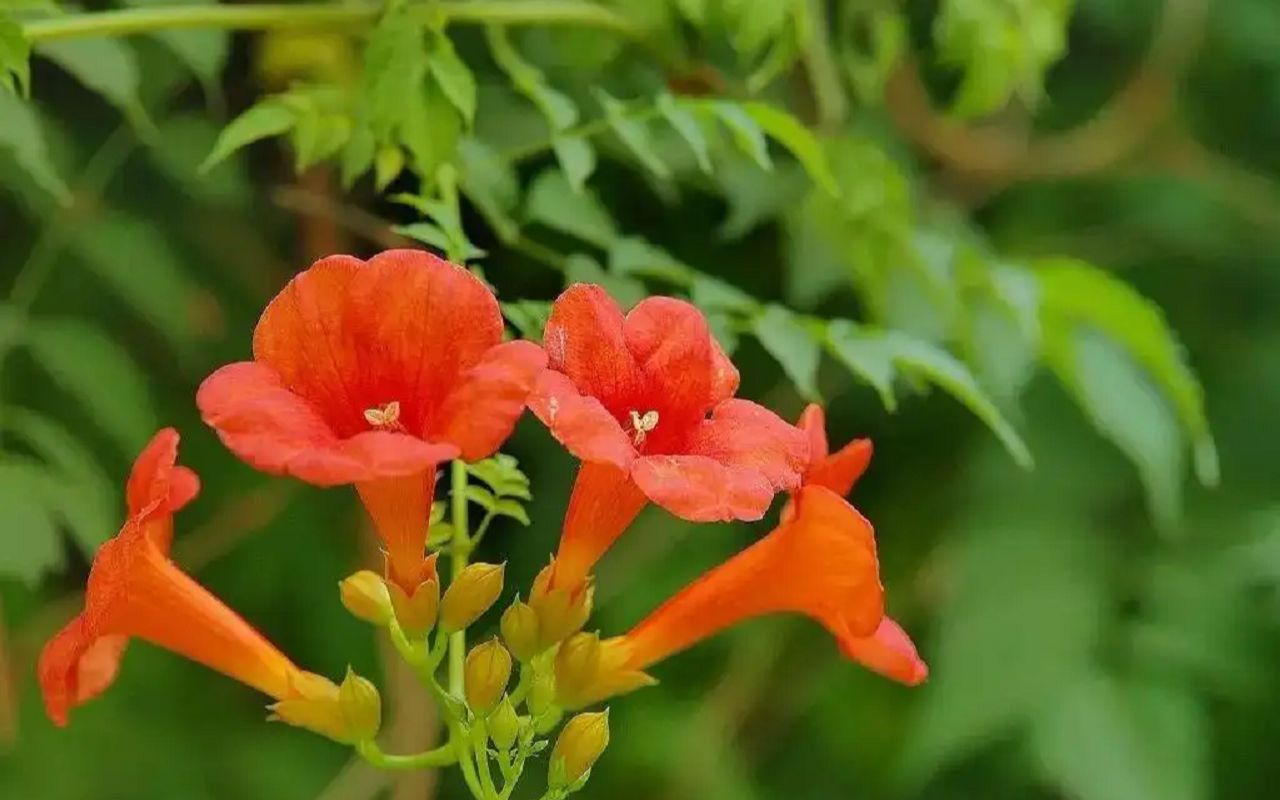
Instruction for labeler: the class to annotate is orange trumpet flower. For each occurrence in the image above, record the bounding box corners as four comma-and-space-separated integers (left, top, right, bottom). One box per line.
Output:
555, 485, 887, 707
197, 250, 546, 594
38, 429, 356, 737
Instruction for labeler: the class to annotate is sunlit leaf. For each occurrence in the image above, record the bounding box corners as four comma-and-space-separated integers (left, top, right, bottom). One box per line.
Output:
596, 89, 671, 179
553, 135, 596, 192
742, 101, 838, 194
825, 320, 897, 410
708, 101, 771, 169
201, 99, 294, 172
525, 168, 617, 247
657, 93, 711, 172
1, 13, 30, 97
459, 138, 520, 242
428, 36, 477, 125
753, 305, 821, 400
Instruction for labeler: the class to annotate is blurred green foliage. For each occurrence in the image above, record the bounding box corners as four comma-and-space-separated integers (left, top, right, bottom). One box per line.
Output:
2, 0, 1279, 799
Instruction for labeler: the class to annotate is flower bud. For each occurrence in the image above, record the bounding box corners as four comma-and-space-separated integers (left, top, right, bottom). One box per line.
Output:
549, 711, 610, 789
488, 695, 521, 750
555, 633, 657, 709
528, 667, 556, 716
339, 570, 394, 626
270, 669, 381, 744
464, 639, 512, 715
529, 563, 593, 648
388, 578, 440, 638
440, 563, 505, 632
500, 598, 541, 661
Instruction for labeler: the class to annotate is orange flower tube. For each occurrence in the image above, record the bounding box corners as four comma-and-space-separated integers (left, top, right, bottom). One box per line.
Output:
38, 430, 343, 731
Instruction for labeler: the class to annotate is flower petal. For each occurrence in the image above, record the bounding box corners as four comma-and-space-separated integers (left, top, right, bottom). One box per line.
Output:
126, 428, 200, 518
198, 362, 455, 486
552, 462, 649, 590
433, 340, 547, 461
808, 438, 873, 497
624, 297, 721, 429
529, 370, 635, 470
797, 404, 829, 462
251, 250, 504, 437
686, 399, 810, 490
37, 615, 128, 727
543, 284, 644, 419
631, 454, 774, 521
839, 617, 928, 686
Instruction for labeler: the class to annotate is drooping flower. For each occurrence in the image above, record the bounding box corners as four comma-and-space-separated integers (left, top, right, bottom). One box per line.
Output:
197, 250, 546, 595
38, 429, 359, 738
554, 485, 886, 707
789, 404, 928, 686
529, 284, 809, 594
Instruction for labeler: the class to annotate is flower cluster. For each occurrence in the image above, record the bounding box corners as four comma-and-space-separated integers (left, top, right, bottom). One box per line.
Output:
39, 250, 924, 797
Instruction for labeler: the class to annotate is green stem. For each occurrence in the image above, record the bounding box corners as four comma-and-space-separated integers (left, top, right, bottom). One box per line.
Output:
357, 739, 459, 770
449, 460, 470, 698
800, 0, 847, 131
22, 1, 642, 43
471, 719, 501, 799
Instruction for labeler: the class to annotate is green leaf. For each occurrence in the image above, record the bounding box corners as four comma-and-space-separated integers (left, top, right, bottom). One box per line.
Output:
1031, 673, 1208, 800
552, 136, 596, 192
708, 101, 771, 170
69, 213, 197, 344
201, 99, 295, 172
742, 101, 838, 194
26, 318, 156, 453
1037, 259, 1216, 487
595, 90, 671, 179
150, 113, 250, 204
902, 519, 1107, 785
400, 81, 461, 179
657, 93, 711, 172
124, 0, 229, 91
0, 91, 70, 203
2, 408, 115, 555
0, 461, 64, 584
525, 169, 618, 248
485, 25, 578, 130
1, 13, 31, 97
362, 7, 428, 142
888, 332, 1033, 469
37, 38, 148, 128
428, 36, 477, 125
502, 300, 551, 341
493, 498, 531, 526
752, 305, 821, 400
825, 320, 897, 410
565, 254, 646, 308
459, 137, 520, 243
291, 107, 352, 171
465, 485, 497, 512
609, 238, 694, 286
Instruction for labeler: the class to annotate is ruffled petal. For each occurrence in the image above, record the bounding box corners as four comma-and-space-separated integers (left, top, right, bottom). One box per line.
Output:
686, 399, 809, 490
37, 615, 127, 727
797, 404, 829, 461
432, 340, 547, 461
198, 362, 455, 486
631, 454, 774, 522
839, 617, 928, 686
808, 438, 873, 497
624, 297, 719, 428
126, 429, 199, 518
251, 250, 504, 437
529, 370, 635, 470
543, 284, 643, 419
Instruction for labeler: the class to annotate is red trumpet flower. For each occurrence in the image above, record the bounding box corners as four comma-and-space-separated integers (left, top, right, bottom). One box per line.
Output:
38, 430, 337, 727
529, 284, 808, 591
198, 250, 546, 593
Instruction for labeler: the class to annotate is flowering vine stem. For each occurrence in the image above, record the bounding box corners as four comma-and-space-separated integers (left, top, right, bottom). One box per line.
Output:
20, 1, 642, 43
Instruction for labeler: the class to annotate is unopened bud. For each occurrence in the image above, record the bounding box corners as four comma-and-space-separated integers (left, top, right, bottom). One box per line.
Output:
340, 570, 394, 626
389, 578, 440, 637
440, 563, 505, 632
529, 563, 593, 648
501, 598, 541, 661
555, 633, 656, 709
270, 670, 381, 744
464, 639, 512, 715
488, 695, 521, 750
550, 711, 610, 788
528, 667, 556, 716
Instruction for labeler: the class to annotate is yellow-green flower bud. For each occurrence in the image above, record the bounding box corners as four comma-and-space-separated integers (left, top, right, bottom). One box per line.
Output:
464, 639, 512, 715
338, 668, 382, 742
529, 563, 593, 648
388, 578, 440, 638
500, 598, 541, 662
339, 570, 394, 626
528, 667, 556, 717
488, 695, 521, 750
549, 711, 610, 789
270, 669, 381, 745
440, 563, 505, 632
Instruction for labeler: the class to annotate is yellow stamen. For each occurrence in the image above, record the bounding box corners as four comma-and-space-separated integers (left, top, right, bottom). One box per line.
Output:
628, 410, 659, 447
364, 401, 402, 430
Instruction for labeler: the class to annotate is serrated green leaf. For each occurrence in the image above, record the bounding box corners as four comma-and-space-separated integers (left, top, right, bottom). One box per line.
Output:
465, 484, 497, 512
888, 332, 1033, 468
0, 91, 70, 203
502, 300, 551, 341
26, 318, 156, 453
428, 37, 476, 125
341, 125, 376, 187
825, 320, 897, 410
526, 168, 617, 248
742, 101, 838, 195
493, 498, 531, 526
1, 14, 31, 97
292, 108, 352, 171
201, 99, 295, 172
1037, 259, 1216, 487
753, 305, 821, 400
401, 80, 461, 179
552, 135, 596, 192
596, 89, 671, 179
362, 7, 428, 142
37, 38, 148, 128
1031, 673, 1208, 800
0, 461, 64, 584
657, 93, 711, 172
2, 407, 115, 554
69, 213, 196, 344
708, 101, 771, 169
